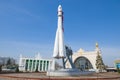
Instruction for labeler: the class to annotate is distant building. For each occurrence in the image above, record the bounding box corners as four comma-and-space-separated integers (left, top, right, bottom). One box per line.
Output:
66, 43, 104, 72
106, 67, 117, 72
19, 53, 53, 72
114, 59, 120, 69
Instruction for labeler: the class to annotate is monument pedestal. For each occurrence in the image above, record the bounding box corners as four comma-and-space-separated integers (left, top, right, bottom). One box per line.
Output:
47, 68, 94, 76
47, 68, 81, 76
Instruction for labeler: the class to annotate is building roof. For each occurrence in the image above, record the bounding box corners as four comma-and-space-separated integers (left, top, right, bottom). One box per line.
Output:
114, 59, 120, 63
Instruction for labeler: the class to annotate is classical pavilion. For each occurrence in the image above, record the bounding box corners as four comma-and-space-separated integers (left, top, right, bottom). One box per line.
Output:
19, 53, 52, 72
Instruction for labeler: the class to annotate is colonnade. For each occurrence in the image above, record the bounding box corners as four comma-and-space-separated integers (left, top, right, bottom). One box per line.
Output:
24, 59, 50, 72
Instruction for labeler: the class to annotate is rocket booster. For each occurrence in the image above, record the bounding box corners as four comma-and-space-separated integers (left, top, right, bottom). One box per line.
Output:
53, 5, 66, 58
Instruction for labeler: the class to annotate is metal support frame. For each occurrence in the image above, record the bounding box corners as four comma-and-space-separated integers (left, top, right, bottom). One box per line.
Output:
63, 46, 75, 69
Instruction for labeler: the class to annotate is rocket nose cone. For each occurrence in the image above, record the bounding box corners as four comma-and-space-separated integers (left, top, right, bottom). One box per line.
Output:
58, 5, 62, 11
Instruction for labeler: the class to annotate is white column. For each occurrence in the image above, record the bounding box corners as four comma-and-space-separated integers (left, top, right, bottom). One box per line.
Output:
46, 61, 49, 70
29, 59, 31, 72
39, 60, 41, 71
27, 59, 30, 71
19, 54, 22, 69
23, 59, 26, 71
34, 59, 37, 71
19, 58, 22, 70
31, 60, 34, 72
42, 60, 44, 71
45, 61, 48, 71
48, 61, 51, 70
38, 60, 40, 71
44, 61, 46, 71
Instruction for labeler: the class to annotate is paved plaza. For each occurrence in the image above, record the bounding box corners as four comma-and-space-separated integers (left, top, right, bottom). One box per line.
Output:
0, 72, 120, 80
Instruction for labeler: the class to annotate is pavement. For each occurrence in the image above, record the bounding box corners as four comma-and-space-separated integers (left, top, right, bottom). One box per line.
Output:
0, 72, 120, 80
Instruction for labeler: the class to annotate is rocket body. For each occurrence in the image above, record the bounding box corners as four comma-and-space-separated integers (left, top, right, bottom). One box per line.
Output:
53, 5, 66, 58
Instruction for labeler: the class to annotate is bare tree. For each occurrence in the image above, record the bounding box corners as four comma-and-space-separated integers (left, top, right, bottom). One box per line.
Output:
6, 58, 11, 66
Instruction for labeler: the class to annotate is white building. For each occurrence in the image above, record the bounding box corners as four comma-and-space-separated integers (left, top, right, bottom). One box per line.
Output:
66, 43, 103, 72
19, 53, 53, 72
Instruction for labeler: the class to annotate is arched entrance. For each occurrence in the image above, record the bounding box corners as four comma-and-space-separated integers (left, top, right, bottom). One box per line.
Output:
74, 56, 93, 71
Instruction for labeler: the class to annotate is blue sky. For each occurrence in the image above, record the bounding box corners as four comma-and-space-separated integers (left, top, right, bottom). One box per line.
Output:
0, 0, 120, 67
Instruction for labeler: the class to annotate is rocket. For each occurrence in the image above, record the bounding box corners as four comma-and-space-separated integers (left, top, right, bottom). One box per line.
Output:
53, 5, 66, 58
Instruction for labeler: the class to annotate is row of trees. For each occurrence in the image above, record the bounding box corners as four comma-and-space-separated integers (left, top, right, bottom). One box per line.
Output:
0, 58, 19, 72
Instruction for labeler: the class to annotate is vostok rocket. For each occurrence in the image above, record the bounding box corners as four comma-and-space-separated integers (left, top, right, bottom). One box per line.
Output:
53, 5, 66, 58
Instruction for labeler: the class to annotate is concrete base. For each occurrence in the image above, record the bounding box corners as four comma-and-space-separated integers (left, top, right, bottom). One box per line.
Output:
47, 68, 94, 76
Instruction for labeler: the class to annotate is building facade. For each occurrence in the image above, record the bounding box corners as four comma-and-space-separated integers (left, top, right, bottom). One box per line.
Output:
19, 54, 53, 72
114, 59, 120, 69
66, 43, 103, 72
